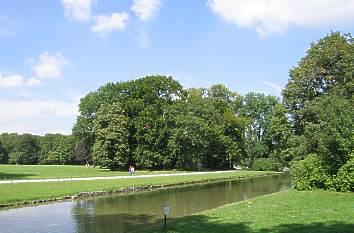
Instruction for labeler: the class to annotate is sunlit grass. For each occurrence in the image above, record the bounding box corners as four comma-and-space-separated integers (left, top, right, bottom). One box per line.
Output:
140, 190, 354, 233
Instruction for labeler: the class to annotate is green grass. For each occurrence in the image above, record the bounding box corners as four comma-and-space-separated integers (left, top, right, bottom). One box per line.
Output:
0, 170, 273, 206
0, 164, 183, 180
140, 190, 354, 233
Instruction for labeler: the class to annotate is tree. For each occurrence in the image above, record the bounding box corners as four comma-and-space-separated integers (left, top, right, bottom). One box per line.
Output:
0, 141, 7, 164
0, 133, 18, 163
8, 134, 39, 164
73, 75, 186, 166
92, 102, 130, 170
283, 32, 354, 134
283, 32, 354, 191
241, 92, 280, 166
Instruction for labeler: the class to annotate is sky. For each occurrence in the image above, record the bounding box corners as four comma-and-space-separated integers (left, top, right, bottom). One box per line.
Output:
1, 0, 354, 135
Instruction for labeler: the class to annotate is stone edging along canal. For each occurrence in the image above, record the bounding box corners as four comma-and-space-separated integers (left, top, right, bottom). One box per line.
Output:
0, 172, 280, 209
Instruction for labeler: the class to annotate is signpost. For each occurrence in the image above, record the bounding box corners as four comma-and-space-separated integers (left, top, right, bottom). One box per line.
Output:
162, 204, 170, 230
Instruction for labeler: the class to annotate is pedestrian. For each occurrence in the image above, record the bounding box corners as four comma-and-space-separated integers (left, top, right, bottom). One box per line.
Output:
131, 166, 135, 175
128, 165, 132, 175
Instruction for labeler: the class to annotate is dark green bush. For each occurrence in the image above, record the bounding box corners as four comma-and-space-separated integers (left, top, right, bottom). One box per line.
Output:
252, 158, 282, 171
291, 154, 329, 190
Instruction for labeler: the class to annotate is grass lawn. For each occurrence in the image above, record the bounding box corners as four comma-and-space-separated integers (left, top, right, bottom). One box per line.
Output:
0, 164, 184, 180
140, 190, 354, 233
0, 170, 273, 206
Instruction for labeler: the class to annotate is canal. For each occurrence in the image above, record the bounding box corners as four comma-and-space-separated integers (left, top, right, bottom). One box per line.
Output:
0, 174, 291, 233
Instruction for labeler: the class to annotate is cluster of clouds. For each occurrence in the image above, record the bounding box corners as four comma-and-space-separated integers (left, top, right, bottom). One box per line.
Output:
207, 0, 354, 37
62, 0, 161, 37
0, 96, 79, 135
0, 52, 68, 90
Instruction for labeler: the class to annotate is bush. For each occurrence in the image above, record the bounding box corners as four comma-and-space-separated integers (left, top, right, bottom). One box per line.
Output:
331, 158, 354, 192
252, 158, 282, 171
291, 154, 329, 190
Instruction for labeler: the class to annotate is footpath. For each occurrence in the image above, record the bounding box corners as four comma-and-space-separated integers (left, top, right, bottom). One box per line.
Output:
0, 170, 236, 184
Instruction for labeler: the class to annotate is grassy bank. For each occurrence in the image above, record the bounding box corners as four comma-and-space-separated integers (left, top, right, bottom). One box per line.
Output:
140, 190, 354, 233
0, 170, 273, 207
0, 164, 183, 180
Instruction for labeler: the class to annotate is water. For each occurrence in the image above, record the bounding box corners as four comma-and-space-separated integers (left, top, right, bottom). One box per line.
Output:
0, 174, 291, 233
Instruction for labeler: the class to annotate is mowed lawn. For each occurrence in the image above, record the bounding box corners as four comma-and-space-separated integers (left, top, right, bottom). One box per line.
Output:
0, 164, 182, 180
140, 190, 354, 233
0, 170, 273, 206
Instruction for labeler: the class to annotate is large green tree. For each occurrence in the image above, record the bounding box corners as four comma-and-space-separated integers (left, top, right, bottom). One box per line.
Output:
283, 32, 354, 134
73, 75, 185, 165
92, 102, 130, 170
284, 32, 354, 191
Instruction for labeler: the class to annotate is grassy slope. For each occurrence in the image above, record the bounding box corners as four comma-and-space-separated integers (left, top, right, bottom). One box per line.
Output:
0, 171, 272, 206
0, 164, 181, 180
140, 190, 354, 233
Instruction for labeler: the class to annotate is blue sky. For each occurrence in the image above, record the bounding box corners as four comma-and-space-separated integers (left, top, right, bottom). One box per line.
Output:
1, 0, 354, 135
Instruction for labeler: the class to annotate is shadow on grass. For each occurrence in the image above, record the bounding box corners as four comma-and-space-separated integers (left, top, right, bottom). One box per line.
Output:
139, 215, 354, 233
0, 172, 36, 180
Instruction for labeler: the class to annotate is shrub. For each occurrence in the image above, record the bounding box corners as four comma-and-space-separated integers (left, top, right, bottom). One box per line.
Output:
331, 158, 354, 192
252, 158, 282, 171
291, 154, 329, 190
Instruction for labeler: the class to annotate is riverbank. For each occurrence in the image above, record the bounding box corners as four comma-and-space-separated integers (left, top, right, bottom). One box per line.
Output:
140, 189, 354, 233
0, 170, 275, 208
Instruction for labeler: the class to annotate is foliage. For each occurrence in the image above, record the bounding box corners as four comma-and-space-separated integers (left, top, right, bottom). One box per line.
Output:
0, 141, 7, 164
291, 154, 329, 190
252, 158, 282, 171
331, 157, 354, 192
92, 102, 130, 170
8, 134, 40, 165
283, 32, 354, 134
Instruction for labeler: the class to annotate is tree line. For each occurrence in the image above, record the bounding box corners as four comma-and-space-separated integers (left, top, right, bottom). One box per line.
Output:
0, 32, 353, 191
0, 133, 77, 165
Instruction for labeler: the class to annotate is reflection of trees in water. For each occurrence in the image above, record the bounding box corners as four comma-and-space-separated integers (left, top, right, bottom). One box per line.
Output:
71, 175, 291, 233
72, 195, 159, 233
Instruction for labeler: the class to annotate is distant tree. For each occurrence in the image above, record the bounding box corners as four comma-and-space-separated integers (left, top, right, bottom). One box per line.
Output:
241, 92, 280, 166
0, 141, 7, 164
8, 134, 39, 164
92, 102, 130, 170
38, 134, 64, 164
0, 133, 18, 163
56, 135, 76, 164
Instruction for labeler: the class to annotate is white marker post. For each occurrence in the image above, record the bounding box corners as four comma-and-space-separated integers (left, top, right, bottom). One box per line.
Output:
162, 204, 170, 230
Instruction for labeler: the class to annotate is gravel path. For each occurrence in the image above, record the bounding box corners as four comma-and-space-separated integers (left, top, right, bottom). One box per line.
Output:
0, 170, 237, 184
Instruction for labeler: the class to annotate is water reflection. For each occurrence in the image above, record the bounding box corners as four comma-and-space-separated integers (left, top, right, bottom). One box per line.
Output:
0, 174, 291, 233
72, 174, 291, 233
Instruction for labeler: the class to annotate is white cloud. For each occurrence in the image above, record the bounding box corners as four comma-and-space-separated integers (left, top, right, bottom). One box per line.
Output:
0, 74, 39, 89
62, 0, 92, 22
91, 13, 129, 37
0, 98, 79, 135
131, 0, 161, 22
29, 52, 69, 79
207, 0, 354, 37
27, 78, 41, 86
